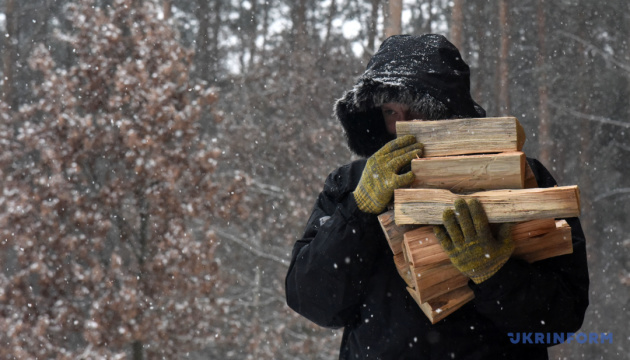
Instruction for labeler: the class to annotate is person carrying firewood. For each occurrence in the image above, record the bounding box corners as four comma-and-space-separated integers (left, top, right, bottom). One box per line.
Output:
285, 34, 589, 359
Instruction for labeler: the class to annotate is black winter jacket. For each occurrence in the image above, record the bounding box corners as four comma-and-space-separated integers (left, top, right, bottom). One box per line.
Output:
285, 158, 589, 360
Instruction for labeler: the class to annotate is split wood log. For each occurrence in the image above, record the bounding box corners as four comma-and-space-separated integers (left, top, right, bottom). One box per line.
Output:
394, 185, 580, 225
510, 218, 557, 240
396, 117, 526, 157
377, 210, 417, 255
393, 252, 414, 288
379, 216, 561, 294
512, 220, 572, 263
408, 286, 475, 324
406, 220, 572, 324
523, 162, 539, 188
405, 219, 572, 303
410, 152, 526, 192
410, 263, 468, 302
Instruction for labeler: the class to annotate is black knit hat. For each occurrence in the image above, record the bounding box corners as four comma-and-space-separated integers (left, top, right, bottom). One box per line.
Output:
334, 34, 486, 157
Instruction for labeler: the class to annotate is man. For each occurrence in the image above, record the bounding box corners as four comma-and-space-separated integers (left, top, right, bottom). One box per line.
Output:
285, 34, 589, 359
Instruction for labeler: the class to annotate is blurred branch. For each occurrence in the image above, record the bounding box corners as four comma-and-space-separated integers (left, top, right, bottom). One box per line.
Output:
594, 188, 630, 202
214, 228, 289, 266
613, 141, 630, 152
557, 30, 630, 73
548, 100, 630, 128
249, 181, 284, 198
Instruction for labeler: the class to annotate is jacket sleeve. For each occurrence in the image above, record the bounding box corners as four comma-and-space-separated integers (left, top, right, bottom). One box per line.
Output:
285, 162, 387, 328
470, 158, 589, 335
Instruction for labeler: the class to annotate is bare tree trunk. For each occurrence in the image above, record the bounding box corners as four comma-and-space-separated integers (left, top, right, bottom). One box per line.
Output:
497, 0, 510, 115
367, 0, 380, 56
210, 0, 221, 79
0, 0, 18, 282
194, 0, 211, 82
472, 2, 488, 110
261, 0, 271, 60
2, 0, 18, 109
291, 0, 307, 51
162, 0, 171, 20
132, 340, 144, 360
384, 0, 402, 38
238, 1, 247, 72
248, 0, 259, 69
322, 0, 336, 54
425, 0, 433, 34
576, 9, 593, 246
450, 0, 464, 50
536, 0, 551, 165
251, 266, 262, 358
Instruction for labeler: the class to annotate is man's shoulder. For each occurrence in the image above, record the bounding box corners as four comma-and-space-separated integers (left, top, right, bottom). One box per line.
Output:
322, 159, 367, 197
326, 158, 367, 179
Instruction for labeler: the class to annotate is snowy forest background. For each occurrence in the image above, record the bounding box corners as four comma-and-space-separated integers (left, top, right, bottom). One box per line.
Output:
0, 0, 628, 359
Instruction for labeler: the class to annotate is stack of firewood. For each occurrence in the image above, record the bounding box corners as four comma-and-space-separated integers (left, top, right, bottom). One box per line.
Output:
377, 117, 580, 324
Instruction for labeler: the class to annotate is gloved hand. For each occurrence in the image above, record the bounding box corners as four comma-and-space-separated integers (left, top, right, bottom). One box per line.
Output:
353, 135, 423, 214
433, 198, 514, 284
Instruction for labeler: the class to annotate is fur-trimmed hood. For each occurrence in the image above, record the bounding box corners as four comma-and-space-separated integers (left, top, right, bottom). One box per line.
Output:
334, 34, 486, 157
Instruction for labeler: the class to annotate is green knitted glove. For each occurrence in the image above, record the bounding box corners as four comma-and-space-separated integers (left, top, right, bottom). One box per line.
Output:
433, 199, 514, 284
353, 135, 423, 214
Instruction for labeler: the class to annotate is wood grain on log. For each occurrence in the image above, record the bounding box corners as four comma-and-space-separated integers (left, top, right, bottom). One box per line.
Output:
410, 151, 525, 192
396, 117, 526, 157
394, 186, 580, 225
